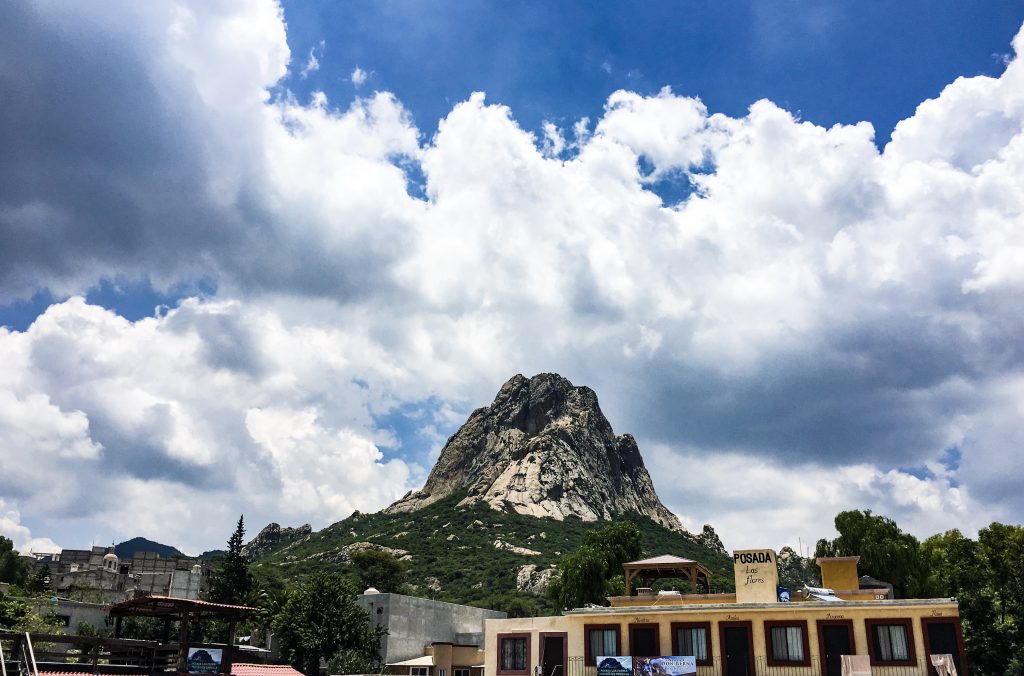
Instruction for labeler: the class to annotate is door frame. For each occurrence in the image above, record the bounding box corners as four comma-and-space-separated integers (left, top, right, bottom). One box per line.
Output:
816, 619, 855, 676
920, 617, 969, 676
628, 623, 661, 657
718, 621, 754, 676
539, 632, 568, 676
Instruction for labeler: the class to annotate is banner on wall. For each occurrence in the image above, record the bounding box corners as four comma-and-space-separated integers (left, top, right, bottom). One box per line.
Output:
186, 647, 223, 674
598, 657, 696, 676
633, 657, 697, 676
597, 657, 632, 676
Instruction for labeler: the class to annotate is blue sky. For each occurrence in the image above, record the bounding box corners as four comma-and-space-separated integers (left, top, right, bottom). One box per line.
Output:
1, 0, 1023, 555
277, 1, 1022, 143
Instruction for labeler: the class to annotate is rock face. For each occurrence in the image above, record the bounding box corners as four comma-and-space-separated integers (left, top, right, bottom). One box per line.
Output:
386, 373, 685, 532
243, 522, 312, 559
516, 564, 558, 595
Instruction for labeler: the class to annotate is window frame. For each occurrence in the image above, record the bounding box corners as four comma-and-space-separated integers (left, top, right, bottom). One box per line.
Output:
865, 618, 916, 667
763, 620, 811, 667
496, 632, 532, 676
670, 622, 711, 666
628, 623, 661, 658
583, 624, 621, 666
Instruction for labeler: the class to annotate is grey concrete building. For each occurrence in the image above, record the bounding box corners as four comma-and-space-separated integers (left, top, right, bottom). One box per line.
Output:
356, 591, 506, 664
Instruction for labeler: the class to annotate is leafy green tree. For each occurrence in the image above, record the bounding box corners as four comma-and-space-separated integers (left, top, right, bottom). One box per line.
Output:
0, 595, 63, 633
0, 537, 29, 585
921, 525, 1024, 676
273, 572, 385, 676
583, 522, 643, 573
815, 509, 926, 597
26, 565, 52, 594
547, 521, 644, 610
208, 516, 254, 605
977, 522, 1024, 624
547, 545, 608, 610
351, 549, 407, 593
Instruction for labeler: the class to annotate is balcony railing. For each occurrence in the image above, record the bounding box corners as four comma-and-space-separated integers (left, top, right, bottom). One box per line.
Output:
564, 655, 935, 676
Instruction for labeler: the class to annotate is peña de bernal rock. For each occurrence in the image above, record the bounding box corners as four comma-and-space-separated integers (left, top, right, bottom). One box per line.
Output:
385, 372, 686, 533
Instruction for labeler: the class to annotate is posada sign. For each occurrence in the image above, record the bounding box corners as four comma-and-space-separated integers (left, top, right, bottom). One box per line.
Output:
732, 548, 780, 603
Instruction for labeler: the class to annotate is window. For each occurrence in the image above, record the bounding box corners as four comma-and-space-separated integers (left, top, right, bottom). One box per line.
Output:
764, 621, 809, 667
497, 633, 530, 675
411, 668, 429, 676
584, 624, 620, 666
454, 669, 470, 676
671, 623, 710, 665
866, 619, 916, 666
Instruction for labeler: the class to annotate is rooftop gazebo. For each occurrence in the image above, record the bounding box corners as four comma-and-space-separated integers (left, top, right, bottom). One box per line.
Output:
622, 554, 713, 595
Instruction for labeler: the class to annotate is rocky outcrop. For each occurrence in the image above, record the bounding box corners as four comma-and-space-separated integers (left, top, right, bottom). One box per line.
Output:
697, 524, 726, 554
516, 564, 558, 595
243, 523, 312, 559
386, 373, 686, 532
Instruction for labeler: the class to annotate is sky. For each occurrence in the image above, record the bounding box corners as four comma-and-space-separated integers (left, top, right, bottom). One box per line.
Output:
2, 0, 1024, 557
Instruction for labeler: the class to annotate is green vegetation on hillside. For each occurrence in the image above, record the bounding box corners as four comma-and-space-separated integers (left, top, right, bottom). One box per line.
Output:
253, 495, 733, 614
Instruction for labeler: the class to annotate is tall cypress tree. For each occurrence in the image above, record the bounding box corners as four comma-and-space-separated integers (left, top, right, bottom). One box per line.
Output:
208, 515, 253, 605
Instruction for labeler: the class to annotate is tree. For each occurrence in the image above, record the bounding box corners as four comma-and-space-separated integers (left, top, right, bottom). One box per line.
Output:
814, 509, 926, 598
547, 545, 607, 610
921, 524, 1024, 676
273, 572, 385, 676
583, 522, 643, 573
0, 537, 29, 585
208, 515, 254, 605
547, 521, 644, 610
26, 565, 52, 594
351, 549, 407, 593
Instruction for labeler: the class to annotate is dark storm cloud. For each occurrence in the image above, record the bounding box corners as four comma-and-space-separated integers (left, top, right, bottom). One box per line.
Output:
0, 2, 232, 297
0, 2, 413, 305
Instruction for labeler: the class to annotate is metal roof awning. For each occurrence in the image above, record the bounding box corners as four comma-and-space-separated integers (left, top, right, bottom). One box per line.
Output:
108, 595, 256, 619
805, 586, 844, 602
388, 656, 435, 667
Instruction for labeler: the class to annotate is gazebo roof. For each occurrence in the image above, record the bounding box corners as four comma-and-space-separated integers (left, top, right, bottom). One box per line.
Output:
108, 596, 255, 620
625, 555, 699, 566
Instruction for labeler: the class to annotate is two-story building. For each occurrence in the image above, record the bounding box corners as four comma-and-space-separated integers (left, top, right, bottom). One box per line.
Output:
485, 552, 967, 676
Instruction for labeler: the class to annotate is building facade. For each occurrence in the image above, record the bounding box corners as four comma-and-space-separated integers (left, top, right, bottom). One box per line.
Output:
485, 553, 967, 676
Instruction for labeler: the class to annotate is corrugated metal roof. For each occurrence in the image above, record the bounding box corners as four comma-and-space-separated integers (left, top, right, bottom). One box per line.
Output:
108, 595, 256, 617
232, 663, 305, 676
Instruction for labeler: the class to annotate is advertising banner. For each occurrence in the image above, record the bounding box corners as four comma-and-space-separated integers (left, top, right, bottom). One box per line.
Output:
187, 647, 223, 674
598, 657, 696, 676
633, 656, 697, 676
597, 656, 632, 676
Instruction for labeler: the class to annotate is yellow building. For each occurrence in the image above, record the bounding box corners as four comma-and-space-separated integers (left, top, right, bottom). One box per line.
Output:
484, 553, 967, 676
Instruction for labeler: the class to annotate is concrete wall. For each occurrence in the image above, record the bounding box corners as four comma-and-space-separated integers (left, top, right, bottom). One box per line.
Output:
358, 593, 506, 664
32, 598, 110, 634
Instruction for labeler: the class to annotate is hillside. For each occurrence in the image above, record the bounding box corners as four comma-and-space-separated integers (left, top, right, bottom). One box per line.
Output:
114, 537, 184, 559
253, 494, 733, 612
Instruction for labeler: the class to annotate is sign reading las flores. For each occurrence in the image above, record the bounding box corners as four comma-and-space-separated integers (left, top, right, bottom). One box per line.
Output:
732, 549, 779, 603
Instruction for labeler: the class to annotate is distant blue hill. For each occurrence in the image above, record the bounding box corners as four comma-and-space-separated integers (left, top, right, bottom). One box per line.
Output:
114, 537, 185, 559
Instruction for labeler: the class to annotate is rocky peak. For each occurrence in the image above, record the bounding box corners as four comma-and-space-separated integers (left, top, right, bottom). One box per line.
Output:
243, 522, 312, 559
386, 373, 686, 532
